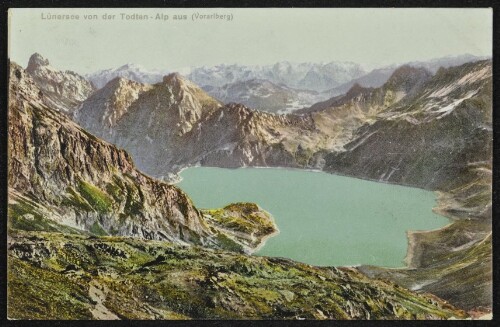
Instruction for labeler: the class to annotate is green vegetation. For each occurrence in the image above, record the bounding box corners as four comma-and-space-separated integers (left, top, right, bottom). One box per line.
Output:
77, 181, 114, 213
204, 203, 276, 237
7, 229, 467, 320
8, 257, 93, 320
90, 222, 109, 236
8, 197, 85, 235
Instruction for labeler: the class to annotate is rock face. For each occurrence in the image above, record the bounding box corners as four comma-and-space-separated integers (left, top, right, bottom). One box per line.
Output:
8, 62, 276, 251
25, 53, 95, 114
73, 77, 153, 137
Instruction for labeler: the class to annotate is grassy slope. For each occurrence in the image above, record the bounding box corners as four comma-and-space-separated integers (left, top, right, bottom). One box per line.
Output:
8, 228, 466, 320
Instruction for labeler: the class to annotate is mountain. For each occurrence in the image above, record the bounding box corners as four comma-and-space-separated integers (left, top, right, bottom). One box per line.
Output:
75, 72, 359, 178
73, 77, 153, 136
326, 54, 489, 98
25, 53, 95, 114
323, 60, 492, 191
301, 66, 432, 114
85, 56, 486, 114
8, 61, 467, 320
204, 78, 327, 114
86, 63, 168, 89
188, 61, 366, 92
9, 62, 277, 253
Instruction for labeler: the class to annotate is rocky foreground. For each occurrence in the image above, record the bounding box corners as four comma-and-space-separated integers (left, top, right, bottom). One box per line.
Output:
8, 228, 466, 320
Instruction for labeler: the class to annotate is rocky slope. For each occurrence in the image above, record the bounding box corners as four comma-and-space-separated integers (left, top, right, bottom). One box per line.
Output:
8, 229, 466, 320
8, 62, 276, 252
25, 53, 95, 114
73, 77, 153, 137
323, 61, 492, 191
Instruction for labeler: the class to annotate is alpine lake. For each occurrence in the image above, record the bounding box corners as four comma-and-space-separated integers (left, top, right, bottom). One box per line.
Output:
177, 167, 448, 267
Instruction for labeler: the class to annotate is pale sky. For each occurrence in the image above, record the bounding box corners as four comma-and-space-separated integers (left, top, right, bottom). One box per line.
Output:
8, 8, 492, 74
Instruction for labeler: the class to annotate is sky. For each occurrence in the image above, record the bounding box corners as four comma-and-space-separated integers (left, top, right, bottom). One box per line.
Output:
8, 8, 492, 74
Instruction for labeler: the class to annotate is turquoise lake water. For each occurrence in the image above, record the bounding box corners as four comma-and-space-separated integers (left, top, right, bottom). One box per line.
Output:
177, 167, 447, 267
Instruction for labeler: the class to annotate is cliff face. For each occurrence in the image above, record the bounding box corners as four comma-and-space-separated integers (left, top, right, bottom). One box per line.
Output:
8, 62, 276, 251
25, 53, 95, 114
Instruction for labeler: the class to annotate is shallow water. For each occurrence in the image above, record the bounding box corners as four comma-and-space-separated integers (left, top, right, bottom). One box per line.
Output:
177, 167, 447, 267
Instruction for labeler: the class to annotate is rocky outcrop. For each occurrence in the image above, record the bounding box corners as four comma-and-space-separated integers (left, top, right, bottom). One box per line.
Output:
25, 53, 95, 114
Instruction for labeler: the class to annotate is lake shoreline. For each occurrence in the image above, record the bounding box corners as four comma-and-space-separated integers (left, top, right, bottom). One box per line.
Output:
177, 166, 448, 268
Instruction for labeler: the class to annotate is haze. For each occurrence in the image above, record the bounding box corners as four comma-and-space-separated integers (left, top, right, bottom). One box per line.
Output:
8, 8, 492, 74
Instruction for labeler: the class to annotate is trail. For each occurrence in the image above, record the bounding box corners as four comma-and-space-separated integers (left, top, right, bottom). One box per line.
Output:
88, 280, 120, 320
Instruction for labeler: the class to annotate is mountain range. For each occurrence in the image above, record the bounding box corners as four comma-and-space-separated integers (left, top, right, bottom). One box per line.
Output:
85, 54, 487, 113
6, 52, 493, 319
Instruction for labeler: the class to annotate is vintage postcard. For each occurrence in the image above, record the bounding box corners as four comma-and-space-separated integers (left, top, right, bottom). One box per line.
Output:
6, 7, 492, 320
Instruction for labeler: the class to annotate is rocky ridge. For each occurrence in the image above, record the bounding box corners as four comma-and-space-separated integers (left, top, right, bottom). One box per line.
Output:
25, 53, 95, 114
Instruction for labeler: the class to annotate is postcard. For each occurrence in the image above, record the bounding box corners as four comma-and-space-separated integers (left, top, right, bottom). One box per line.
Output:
6, 7, 492, 320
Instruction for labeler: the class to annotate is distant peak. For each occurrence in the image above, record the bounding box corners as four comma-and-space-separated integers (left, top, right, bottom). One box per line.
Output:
385, 65, 431, 91
163, 72, 185, 85
117, 63, 142, 70
345, 83, 368, 97
27, 53, 50, 72
107, 76, 130, 86
389, 65, 431, 81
